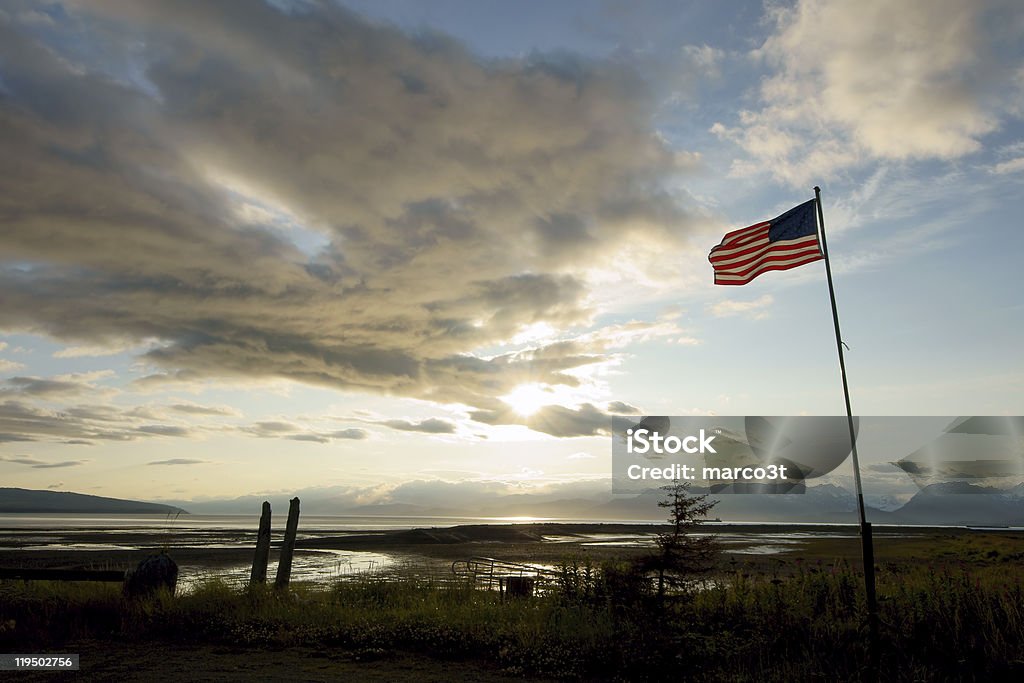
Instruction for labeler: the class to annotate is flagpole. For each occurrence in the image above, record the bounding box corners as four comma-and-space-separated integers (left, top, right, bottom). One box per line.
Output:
814, 186, 880, 668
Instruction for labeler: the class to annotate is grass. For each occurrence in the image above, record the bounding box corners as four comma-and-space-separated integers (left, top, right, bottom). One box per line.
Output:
2, 557, 1023, 681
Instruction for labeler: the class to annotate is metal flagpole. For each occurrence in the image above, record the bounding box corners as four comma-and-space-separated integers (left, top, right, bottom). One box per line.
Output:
813, 186, 880, 668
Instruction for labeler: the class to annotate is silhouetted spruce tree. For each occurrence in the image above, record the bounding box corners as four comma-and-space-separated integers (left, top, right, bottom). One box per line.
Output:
649, 479, 719, 599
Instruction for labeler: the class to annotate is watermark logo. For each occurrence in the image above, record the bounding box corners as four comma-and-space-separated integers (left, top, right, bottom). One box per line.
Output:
611, 415, 1024, 495
625, 427, 717, 454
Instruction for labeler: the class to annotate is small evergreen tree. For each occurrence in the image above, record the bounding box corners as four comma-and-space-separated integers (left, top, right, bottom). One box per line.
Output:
648, 479, 719, 598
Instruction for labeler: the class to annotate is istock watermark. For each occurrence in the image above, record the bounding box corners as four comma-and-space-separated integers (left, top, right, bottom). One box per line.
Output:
610, 415, 1024, 494
625, 427, 717, 454
626, 463, 789, 482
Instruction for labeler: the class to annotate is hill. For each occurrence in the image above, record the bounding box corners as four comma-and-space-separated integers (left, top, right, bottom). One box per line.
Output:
0, 488, 188, 515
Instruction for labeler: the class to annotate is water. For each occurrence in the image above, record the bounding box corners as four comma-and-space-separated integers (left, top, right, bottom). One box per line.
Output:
0, 513, 574, 532
0, 513, 647, 591
175, 549, 401, 592
2, 514, 975, 591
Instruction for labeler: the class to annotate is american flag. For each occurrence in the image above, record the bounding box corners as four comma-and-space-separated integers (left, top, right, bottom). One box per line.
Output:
709, 199, 823, 285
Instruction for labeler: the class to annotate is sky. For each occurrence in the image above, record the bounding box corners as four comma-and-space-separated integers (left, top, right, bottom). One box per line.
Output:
1, 0, 1022, 512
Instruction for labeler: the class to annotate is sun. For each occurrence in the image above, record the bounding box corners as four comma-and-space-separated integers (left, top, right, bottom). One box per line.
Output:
500, 383, 555, 416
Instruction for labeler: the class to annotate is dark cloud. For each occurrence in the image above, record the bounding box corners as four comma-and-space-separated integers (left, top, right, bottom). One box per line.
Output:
0, 400, 125, 442
243, 421, 368, 443
381, 418, 457, 434
471, 402, 612, 438
0, 0, 699, 431
0, 434, 35, 443
246, 421, 298, 436
0, 456, 44, 465
0, 455, 88, 468
64, 406, 127, 421
147, 458, 208, 466
0, 399, 196, 443
2, 377, 88, 398
169, 403, 240, 417
31, 460, 88, 469
136, 424, 192, 437
607, 401, 641, 414
329, 429, 369, 441
284, 434, 330, 444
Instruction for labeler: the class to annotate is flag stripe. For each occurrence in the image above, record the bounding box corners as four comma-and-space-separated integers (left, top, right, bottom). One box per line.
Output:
718, 221, 770, 244
711, 226, 769, 253
711, 235, 821, 270
716, 250, 822, 279
709, 234, 770, 261
714, 252, 823, 284
708, 199, 822, 286
715, 249, 823, 281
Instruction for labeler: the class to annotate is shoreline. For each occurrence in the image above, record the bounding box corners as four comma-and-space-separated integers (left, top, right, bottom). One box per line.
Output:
2, 522, 1022, 578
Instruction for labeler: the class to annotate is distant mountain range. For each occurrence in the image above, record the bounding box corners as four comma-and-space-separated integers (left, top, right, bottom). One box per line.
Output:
593, 482, 1024, 526
0, 488, 188, 515
169, 482, 1024, 527
5, 482, 1021, 526
890, 482, 1024, 526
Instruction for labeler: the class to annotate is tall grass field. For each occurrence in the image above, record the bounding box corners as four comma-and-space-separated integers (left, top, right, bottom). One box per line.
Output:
2, 557, 1022, 681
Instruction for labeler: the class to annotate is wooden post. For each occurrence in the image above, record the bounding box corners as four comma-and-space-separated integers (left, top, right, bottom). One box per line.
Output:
249, 501, 272, 585
274, 497, 300, 589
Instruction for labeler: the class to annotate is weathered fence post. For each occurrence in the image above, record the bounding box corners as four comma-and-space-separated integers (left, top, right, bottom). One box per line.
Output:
249, 501, 272, 585
274, 497, 300, 589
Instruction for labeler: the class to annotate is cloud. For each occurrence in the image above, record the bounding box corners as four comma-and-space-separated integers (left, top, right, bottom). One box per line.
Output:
147, 458, 208, 466
2, 376, 88, 398
471, 402, 612, 438
0, 343, 21, 370
136, 424, 192, 437
0, 372, 117, 400
0, 399, 201, 443
707, 294, 774, 319
0, 0, 701, 431
991, 157, 1024, 175
245, 421, 299, 436
567, 452, 597, 460
0, 455, 88, 468
168, 402, 241, 417
283, 434, 331, 444
52, 340, 145, 358
0, 359, 25, 373
329, 428, 370, 441
0, 456, 45, 465
380, 418, 457, 434
714, 0, 1023, 185
242, 420, 368, 442
30, 460, 89, 469
607, 401, 641, 415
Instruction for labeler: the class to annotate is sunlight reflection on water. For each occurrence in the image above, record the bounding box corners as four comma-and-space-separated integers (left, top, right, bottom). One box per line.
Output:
176, 549, 399, 593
